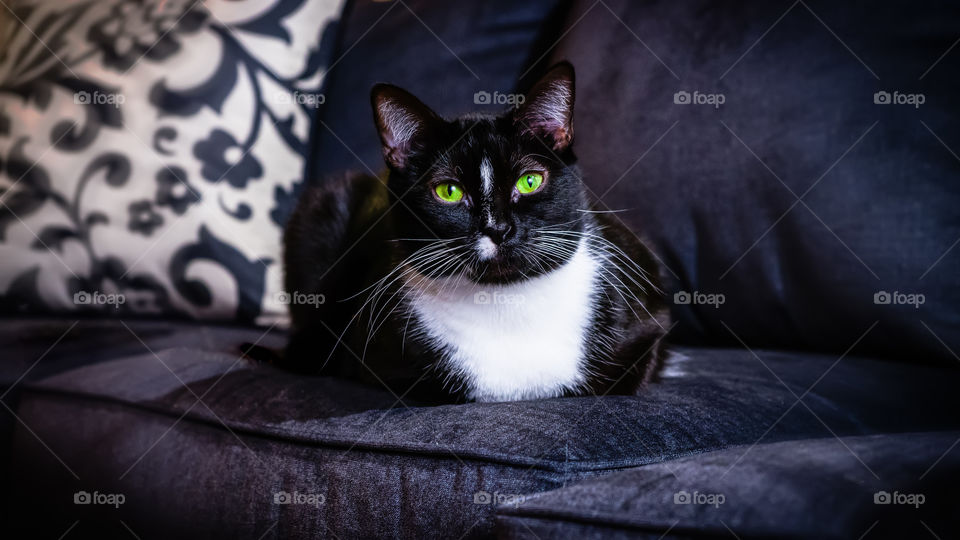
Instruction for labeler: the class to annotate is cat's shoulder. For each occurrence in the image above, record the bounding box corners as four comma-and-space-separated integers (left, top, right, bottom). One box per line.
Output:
294, 171, 388, 218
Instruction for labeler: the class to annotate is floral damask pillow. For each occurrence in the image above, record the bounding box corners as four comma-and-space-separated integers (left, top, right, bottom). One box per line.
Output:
0, 0, 343, 323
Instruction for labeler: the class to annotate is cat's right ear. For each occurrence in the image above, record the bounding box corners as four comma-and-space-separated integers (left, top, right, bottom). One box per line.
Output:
513, 61, 575, 152
371, 84, 441, 171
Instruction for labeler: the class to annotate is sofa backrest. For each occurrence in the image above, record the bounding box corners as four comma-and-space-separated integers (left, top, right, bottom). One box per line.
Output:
310, 0, 960, 364
549, 0, 960, 364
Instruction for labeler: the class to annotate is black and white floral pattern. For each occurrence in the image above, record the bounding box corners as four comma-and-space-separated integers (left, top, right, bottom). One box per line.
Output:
0, 0, 343, 323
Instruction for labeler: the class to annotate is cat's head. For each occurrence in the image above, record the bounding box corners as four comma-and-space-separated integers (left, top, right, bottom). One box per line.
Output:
371, 62, 588, 284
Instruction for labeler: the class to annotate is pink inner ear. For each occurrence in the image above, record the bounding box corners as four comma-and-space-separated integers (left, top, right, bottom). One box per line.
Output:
550, 127, 572, 151
379, 126, 409, 169
377, 99, 421, 169
383, 144, 408, 169
519, 80, 573, 149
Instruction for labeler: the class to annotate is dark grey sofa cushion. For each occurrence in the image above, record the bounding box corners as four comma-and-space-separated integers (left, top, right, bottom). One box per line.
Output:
496, 432, 960, 539
0, 318, 286, 523
8, 320, 960, 537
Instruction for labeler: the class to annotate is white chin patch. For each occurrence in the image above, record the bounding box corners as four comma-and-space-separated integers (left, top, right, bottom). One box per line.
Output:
407, 238, 598, 402
476, 236, 498, 260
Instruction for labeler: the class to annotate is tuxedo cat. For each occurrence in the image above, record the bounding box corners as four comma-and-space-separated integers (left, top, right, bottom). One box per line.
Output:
282, 62, 669, 403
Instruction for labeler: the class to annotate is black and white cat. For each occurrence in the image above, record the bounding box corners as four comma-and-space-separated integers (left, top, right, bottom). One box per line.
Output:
281, 62, 669, 403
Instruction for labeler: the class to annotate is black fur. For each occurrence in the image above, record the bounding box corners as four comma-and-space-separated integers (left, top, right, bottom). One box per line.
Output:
281, 62, 669, 402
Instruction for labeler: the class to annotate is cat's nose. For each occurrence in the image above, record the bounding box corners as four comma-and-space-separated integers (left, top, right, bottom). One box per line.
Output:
481, 222, 513, 244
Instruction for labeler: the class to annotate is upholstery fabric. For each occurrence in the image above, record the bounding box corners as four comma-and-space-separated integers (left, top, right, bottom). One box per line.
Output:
0, 0, 343, 323
496, 432, 960, 539
0, 318, 285, 525
549, 0, 960, 363
8, 319, 960, 537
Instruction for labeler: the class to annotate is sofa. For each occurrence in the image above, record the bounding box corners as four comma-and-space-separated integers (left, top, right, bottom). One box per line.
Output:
3, 1, 960, 538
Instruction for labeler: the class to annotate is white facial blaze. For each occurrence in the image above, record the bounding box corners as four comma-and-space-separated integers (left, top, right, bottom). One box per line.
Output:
479, 156, 496, 229
480, 155, 494, 199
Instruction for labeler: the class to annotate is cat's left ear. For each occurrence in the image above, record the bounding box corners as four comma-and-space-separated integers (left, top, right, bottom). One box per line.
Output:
371, 84, 442, 171
513, 61, 575, 152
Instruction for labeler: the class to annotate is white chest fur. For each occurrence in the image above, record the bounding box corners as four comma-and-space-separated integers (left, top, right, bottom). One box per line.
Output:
407, 240, 599, 402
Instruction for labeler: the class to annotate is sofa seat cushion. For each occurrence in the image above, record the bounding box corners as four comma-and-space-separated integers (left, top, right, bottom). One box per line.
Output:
0, 318, 283, 503
9, 320, 960, 538
496, 432, 960, 539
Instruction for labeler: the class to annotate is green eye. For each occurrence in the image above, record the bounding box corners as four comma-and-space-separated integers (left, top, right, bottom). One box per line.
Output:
516, 172, 544, 194
434, 182, 464, 203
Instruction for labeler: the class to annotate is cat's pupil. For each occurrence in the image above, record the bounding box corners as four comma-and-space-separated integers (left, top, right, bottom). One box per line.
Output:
446, 185, 454, 195
525, 176, 533, 186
